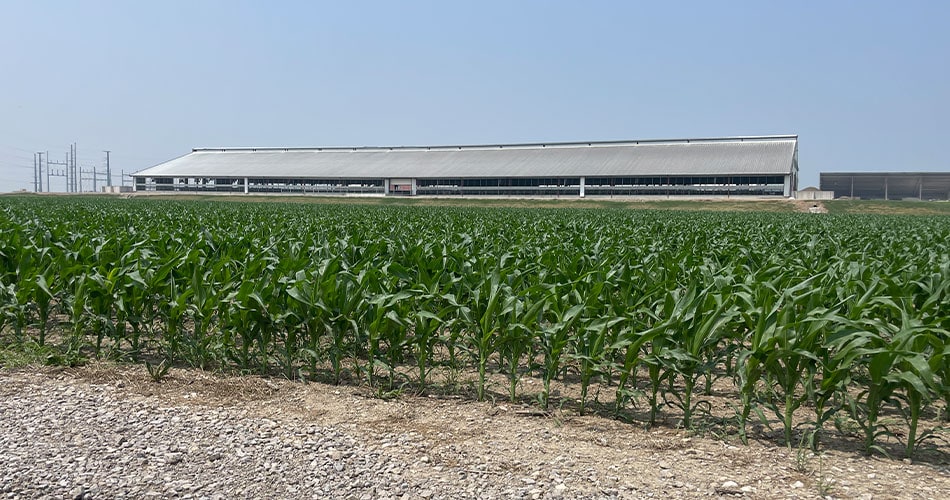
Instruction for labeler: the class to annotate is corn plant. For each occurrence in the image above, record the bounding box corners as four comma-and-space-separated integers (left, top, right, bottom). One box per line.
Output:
409, 289, 462, 391
461, 267, 505, 401
572, 315, 623, 414
0, 282, 16, 339
324, 268, 366, 384
736, 275, 839, 447
830, 305, 942, 457
285, 267, 331, 379
536, 287, 584, 410
659, 285, 737, 429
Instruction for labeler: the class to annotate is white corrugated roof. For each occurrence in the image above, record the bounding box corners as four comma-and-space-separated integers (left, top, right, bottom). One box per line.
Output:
134, 136, 797, 179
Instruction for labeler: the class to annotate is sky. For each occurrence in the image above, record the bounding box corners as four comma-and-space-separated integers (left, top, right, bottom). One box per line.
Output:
1, 0, 947, 192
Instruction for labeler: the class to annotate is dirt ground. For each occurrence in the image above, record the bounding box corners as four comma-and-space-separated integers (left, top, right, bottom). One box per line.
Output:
9, 192, 950, 217
790, 200, 828, 213
8, 362, 946, 499
118, 192, 804, 213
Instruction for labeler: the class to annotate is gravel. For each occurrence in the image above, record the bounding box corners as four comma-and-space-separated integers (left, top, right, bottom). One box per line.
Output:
0, 373, 605, 499
2, 367, 948, 499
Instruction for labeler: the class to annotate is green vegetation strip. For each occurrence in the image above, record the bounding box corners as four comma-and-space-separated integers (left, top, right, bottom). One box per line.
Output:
823, 199, 950, 216
1, 197, 947, 458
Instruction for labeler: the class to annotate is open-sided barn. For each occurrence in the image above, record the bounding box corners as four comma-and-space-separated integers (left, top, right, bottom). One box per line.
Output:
132, 135, 800, 197
820, 172, 950, 200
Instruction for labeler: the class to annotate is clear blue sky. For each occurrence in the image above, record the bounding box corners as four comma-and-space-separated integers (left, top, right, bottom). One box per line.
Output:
1, 0, 947, 192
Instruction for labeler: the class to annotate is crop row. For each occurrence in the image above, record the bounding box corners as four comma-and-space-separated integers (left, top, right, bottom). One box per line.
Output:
0, 197, 948, 457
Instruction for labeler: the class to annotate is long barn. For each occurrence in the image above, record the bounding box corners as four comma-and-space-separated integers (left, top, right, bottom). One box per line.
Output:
132, 135, 800, 197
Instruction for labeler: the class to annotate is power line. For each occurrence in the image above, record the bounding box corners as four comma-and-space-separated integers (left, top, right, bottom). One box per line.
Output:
7, 142, 116, 193
0, 144, 41, 155
0, 153, 37, 162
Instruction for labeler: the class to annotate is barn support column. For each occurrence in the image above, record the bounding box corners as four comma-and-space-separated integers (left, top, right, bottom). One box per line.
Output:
783, 175, 791, 197
579, 176, 586, 198
244, 177, 249, 194
384, 179, 390, 195
884, 176, 888, 200
411, 179, 417, 196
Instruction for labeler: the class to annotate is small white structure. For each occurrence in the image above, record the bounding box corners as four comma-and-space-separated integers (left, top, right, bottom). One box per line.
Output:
794, 188, 834, 200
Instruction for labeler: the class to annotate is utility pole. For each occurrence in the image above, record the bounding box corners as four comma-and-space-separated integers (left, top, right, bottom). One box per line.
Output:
104, 150, 111, 186
71, 143, 78, 193
68, 143, 75, 192
36, 152, 44, 192
67, 145, 73, 192
33, 153, 37, 192
66, 146, 71, 192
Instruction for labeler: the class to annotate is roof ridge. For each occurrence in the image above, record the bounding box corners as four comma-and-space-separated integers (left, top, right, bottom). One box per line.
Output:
192, 135, 798, 153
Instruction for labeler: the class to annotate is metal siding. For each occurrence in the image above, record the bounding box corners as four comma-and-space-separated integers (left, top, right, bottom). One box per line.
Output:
135, 139, 797, 179
820, 172, 950, 200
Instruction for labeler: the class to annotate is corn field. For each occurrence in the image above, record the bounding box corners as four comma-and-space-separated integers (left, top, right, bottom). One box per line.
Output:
1, 197, 948, 457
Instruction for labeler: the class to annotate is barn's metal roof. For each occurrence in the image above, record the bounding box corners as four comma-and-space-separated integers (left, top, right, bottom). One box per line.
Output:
134, 136, 798, 179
